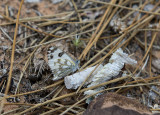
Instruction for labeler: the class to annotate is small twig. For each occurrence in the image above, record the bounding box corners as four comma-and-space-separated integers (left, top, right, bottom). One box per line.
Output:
133, 23, 159, 74
2, 107, 23, 115
71, 0, 82, 22
79, 0, 122, 59
134, 37, 160, 50
0, 13, 61, 38
0, 27, 21, 53
15, 27, 96, 51
60, 82, 160, 115
0, 0, 24, 114
14, 25, 64, 95
6, 80, 63, 98
17, 76, 129, 114
89, 0, 160, 16
16, 33, 38, 44
136, 55, 149, 77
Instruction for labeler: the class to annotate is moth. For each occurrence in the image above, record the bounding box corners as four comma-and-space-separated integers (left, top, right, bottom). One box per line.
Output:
47, 46, 79, 81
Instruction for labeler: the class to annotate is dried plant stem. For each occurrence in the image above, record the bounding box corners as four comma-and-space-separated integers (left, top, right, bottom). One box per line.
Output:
50, 102, 80, 114
0, 0, 24, 114
121, 0, 151, 21
76, 63, 101, 93
128, 75, 160, 84
80, 0, 119, 59
89, 0, 160, 16
149, 47, 153, 77
16, 33, 38, 44
0, 6, 105, 26
118, 75, 160, 93
40, 105, 81, 115
129, 0, 149, 25
88, 34, 124, 67
134, 37, 160, 50
17, 75, 128, 114
38, 19, 100, 27
0, 13, 61, 38
60, 97, 87, 115
41, 106, 64, 115
4, 103, 52, 109
129, 11, 160, 33
16, 25, 96, 51
76, 34, 124, 93
53, 86, 64, 98
71, 0, 82, 22
5, 5, 9, 17
14, 26, 64, 95
123, 2, 160, 33
2, 107, 23, 115
81, 33, 126, 70
0, 0, 159, 114
0, 27, 21, 52
4, 103, 73, 114
133, 25, 158, 74
150, 109, 160, 111
60, 82, 160, 115
7, 79, 63, 98
138, 28, 160, 31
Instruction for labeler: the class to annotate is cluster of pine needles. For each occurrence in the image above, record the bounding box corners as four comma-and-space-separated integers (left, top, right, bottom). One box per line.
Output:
0, 0, 160, 114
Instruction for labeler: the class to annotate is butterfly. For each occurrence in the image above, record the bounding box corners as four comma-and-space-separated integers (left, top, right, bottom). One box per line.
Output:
47, 46, 80, 81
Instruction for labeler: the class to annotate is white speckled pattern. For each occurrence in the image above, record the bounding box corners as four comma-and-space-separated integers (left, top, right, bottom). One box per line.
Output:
47, 46, 79, 81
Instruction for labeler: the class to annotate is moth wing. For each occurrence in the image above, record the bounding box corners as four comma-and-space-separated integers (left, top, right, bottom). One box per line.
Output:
47, 47, 74, 80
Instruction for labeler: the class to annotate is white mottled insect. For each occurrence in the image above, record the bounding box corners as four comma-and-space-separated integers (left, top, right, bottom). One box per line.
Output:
47, 46, 79, 81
